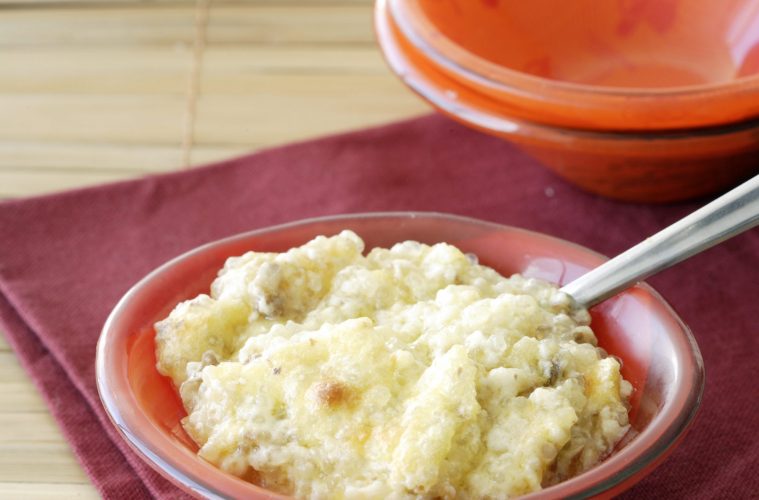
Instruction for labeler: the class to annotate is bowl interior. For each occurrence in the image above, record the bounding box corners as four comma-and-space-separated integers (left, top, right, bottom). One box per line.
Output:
99, 213, 703, 499
412, 0, 759, 88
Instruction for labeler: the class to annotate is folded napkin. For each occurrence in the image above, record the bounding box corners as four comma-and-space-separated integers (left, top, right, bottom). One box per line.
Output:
0, 115, 756, 499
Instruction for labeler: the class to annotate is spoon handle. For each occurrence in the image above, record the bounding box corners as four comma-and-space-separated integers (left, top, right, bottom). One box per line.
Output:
561, 174, 759, 308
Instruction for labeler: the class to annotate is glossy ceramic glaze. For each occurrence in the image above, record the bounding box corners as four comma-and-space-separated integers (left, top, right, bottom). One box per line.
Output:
387, 0, 759, 131
97, 213, 704, 499
376, 0, 759, 203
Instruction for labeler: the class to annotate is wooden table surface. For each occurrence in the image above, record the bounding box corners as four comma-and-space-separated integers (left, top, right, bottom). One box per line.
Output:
0, 1, 427, 496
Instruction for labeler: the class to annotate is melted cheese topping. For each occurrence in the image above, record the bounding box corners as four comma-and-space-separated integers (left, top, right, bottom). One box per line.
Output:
156, 231, 631, 499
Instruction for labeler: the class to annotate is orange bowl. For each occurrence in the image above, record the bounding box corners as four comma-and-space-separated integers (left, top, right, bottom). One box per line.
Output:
376, 0, 759, 203
386, 0, 759, 131
96, 213, 704, 499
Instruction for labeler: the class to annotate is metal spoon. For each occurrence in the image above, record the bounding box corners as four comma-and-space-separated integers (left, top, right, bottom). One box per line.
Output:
561, 174, 759, 308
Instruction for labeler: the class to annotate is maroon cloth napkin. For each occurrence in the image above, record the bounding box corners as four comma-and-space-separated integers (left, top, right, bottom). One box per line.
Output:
0, 115, 757, 499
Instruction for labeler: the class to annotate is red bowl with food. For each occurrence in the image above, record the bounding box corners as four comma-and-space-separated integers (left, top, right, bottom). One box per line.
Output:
376, 0, 759, 203
385, 0, 759, 131
96, 212, 703, 499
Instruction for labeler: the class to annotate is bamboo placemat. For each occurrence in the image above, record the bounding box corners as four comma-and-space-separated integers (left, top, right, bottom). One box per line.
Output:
0, 1, 425, 495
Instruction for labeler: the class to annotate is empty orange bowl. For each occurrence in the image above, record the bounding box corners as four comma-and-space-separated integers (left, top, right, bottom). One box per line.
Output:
376, 1, 759, 203
386, 0, 759, 131
96, 213, 704, 499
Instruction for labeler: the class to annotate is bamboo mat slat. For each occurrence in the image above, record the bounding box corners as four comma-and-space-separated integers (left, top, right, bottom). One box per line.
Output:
2, 47, 191, 95
0, 444, 94, 483
0, 95, 188, 145
2, 0, 371, 5
0, 141, 192, 171
0, 483, 100, 498
0, 5, 374, 47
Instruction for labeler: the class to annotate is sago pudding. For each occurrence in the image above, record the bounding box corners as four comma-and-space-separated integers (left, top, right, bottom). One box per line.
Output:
155, 231, 631, 499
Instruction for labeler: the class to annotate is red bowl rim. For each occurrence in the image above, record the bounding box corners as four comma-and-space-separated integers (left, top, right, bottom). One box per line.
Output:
387, 0, 759, 99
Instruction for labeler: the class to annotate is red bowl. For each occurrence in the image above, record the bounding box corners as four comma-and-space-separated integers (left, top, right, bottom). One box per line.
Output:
97, 213, 704, 499
376, 0, 759, 203
386, 0, 759, 131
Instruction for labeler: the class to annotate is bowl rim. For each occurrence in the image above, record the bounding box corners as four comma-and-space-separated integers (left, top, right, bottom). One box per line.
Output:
387, 0, 759, 98
96, 211, 705, 499
376, 0, 759, 143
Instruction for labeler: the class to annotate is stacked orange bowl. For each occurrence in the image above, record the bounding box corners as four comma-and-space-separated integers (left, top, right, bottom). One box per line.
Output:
375, 0, 759, 202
